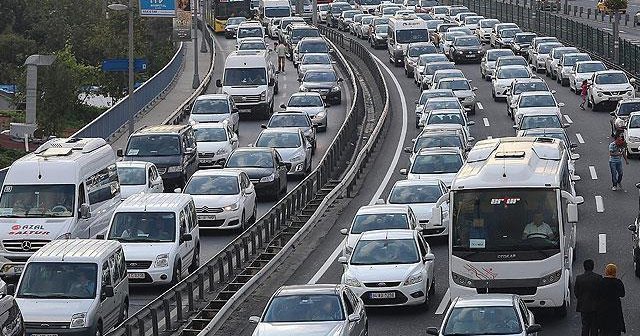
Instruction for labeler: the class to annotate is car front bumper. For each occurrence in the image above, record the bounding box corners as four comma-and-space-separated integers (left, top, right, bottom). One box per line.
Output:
348, 280, 427, 307
127, 266, 174, 285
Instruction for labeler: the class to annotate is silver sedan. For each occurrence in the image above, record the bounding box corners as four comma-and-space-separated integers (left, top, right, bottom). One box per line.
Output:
249, 284, 368, 336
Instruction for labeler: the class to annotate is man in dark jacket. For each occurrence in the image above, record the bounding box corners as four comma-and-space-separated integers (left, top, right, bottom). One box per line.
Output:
574, 259, 602, 336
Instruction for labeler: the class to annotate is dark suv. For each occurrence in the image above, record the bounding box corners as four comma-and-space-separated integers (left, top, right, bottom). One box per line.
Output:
119, 125, 199, 191
224, 147, 288, 200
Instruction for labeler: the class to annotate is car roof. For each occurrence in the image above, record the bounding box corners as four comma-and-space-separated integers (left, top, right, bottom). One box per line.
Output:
196, 93, 229, 101
416, 147, 463, 155
193, 122, 228, 130
513, 78, 545, 84
595, 70, 626, 75
356, 204, 411, 214
192, 168, 244, 177
290, 91, 323, 97
392, 179, 443, 187
453, 294, 518, 307
426, 96, 461, 102
520, 91, 554, 97
496, 64, 528, 70
428, 108, 464, 113
233, 147, 275, 153
259, 127, 301, 135
359, 229, 416, 241
519, 127, 566, 136
276, 284, 343, 296
116, 161, 151, 169
135, 124, 189, 135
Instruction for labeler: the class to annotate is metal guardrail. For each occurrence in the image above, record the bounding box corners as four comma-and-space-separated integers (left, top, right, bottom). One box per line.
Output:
106, 24, 370, 336
447, 0, 640, 78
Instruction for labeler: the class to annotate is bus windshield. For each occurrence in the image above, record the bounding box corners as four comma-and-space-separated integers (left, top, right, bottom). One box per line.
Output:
265, 6, 291, 17
395, 29, 429, 43
0, 184, 75, 218
215, 0, 251, 19
451, 189, 560, 254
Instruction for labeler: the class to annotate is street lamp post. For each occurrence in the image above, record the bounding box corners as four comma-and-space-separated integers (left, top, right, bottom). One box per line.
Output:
193, 1, 201, 89
108, 0, 136, 137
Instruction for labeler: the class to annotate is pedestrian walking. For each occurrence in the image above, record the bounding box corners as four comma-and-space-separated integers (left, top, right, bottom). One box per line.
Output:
597, 263, 626, 336
609, 135, 629, 191
574, 259, 602, 336
580, 80, 589, 110
275, 41, 287, 73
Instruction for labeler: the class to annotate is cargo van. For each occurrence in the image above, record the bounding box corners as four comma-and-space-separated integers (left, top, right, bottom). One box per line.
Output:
216, 50, 279, 120
387, 13, 430, 65
259, 0, 292, 26
0, 138, 120, 281
14, 239, 128, 336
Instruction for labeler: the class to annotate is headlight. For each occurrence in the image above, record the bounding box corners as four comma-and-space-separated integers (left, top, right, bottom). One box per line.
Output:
167, 166, 182, 173
300, 86, 309, 92
514, 45, 521, 50
260, 90, 267, 101
331, 85, 340, 92
344, 276, 362, 287
396, 44, 403, 50
216, 148, 228, 155
260, 174, 275, 182
56, 232, 71, 240
70, 313, 87, 329
456, 51, 463, 55
224, 202, 239, 211
538, 269, 562, 286
314, 111, 326, 119
290, 154, 304, 162
155, 253, 169, 268
628, 136, 640, 142
404, 273, 423, 286
452, 272, 475, 287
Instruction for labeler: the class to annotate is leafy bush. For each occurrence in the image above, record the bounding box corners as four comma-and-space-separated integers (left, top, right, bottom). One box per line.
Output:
604, 0, 628, 11
0, 147, 26, 169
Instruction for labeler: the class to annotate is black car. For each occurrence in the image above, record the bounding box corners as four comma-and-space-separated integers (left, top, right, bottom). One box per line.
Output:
0, 292, 24, 336
286, 26, 321, 59
327, 2, 352, 28
298, 69, 344, 104
369, 24, 389, 49
119, 124, 199, 191
448, 35, 484, 63
509, 32, 536, 56
224, 17, 247, 39
224, 147, 288, 200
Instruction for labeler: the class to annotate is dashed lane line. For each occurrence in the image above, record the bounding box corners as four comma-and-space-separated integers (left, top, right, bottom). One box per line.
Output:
435, 288, 451, 315
599, 233, 607, 254
477, 102, 484, 110
595, 195, 605, 213
576, 133, 585, 144
589, 166, 598, 180
483, 118, 490, 127
564, 114, 573, 124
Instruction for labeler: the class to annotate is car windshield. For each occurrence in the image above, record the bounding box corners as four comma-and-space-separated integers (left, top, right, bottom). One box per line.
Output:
304, 71, 337, 82
500, 28, 521, 38
434, 7, 448, 14
17, 262, 98, 299
420, 0, 438, 5
513, 82, 548, 94
416, 13, 433, 20
264, 294, 344, 322
595, 73, 628, 84
127, 135, 181, 156
496, 67, 529, 79
419, 91, 455, 104
553, 48, 577, 59
224, 68, 267, 86
629, 115, 640, 128
538, 43, 561, 54
108, 212, 176, 242
515, 34, 535, 43
184, 175, 239, 195
227, 17, 246, 25
411, 153, 463, 174
302, 54, 331, 65
480, 19, 499, 28
465, 16, 483, 24
454, 37, 480, 46
563, 55, 590, 66
226, 151, 274, 168
452, 189, 560, 252
426, 20, 443, 29
419, 54, 448, 65
117, 167, 146, 186
351, 213, 409, 234
192, 99, 230, 114
487, 50, 514, 61
425, 100, 462, 111
617, 102, 640, 116
383, 7, 400, 15
256, 132, 302, 148
265, 7, 291, 17
194, 127, 228, 142
292, 29, 320, 40
362, 0, 381, 4
443, 306, 522, 335
520, 115, 562, 130
0, 184, 75, 218
577, 62, 606, 73
444, 32, 465, 42
375, 25, 389, 33
331, 4, 351, 12
497, 58, 527, 67
396, 29, 430, 43
351, 238, 419, 265
239, 42, 266, 50
300, 41, 330, 53
519, 94, 556, 108
344, 11, 359, 18
269, 115, 310, 127
525, 131, 568, 144
319, 4, 329, 10
288, 95, 323, 107
375, 18, 390, 25
408, 44, 438, 57
362, 17, 373, 24
415, 135, 463, 152
426, 63, 455, 75
389, 184, 442, 203
435, 71, 464, 82
405, 0, 417, 5
237, 27, 262, 38
438, 79, 471, 91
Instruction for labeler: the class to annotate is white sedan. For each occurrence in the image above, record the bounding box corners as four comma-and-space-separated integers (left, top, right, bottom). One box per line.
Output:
387, 179, 450, 237
568, 61, 607, 93
116, 161, 164, 199
512, 91, 565, 126
400, 147, 465, 187
492, 65, 534, 101
194, 123, 239, 169
339, 229, 435, 307
182, 169, 257, 231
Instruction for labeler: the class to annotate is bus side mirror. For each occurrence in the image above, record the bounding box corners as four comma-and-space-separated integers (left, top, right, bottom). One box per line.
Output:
430, 206, 443, 226
80, 203, 91, 219
567, 203, 578, 223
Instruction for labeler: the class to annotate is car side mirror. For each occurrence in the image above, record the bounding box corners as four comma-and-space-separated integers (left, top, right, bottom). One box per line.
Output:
245, 187, 254, 195
338, 256, 348, 264
609, 111, 616, 116
426, 327, 440, 335
562, 123, 570, 128
116, 148, 124, 157
628, 224, 637, 232
567, 203, 578, 223
269, 78, 275, 86
102, 285, 114, 299
399, 168, 408, 175
414, 99, 419, 104
631, 78, 636, 83
423, 253, 435, 262
181, 233, 193, 242
404, 146, 412, 153
468, 120, 475, 126
261, 124, 268, 129
216, 79, 222, 87
526, 324, 542, 334
297, 78, 302, 82
249, 316, 260, 323
558, 102, 565, 107
571, 153, 580, 160
280, 103, 286, 108
348, 313, 361, 322
6, 284, 15, 296
551, 89, 557, 94
232, 108, 239, 113
174, 188, 182, 193
80, 203, 91, 219
96, 234, 105, 240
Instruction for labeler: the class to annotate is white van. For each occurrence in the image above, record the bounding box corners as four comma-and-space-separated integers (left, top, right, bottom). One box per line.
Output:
387, 14, 430, 65
259, 0, 292, 26
236, 21, 266, 48
0, 138, 120, 281
216, 50, 279, 120
101, 193, 200, 286
14, 239, 128, 336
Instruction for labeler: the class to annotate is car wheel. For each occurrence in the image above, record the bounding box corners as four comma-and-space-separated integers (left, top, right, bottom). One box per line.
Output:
480, 69, 485, 79
171, 261, 182, 286
240, 212, 246, 231
470, 105, 476, 115
634, 248, 640, 277
492, 90, 498, 102
274, 82, 279, 95
95, 324, 103, 336
118, 301, 129, 324
429, 278, 436, 297
250, 206, 257, 224
587, 95, 592, 108
188, 244, 200, 272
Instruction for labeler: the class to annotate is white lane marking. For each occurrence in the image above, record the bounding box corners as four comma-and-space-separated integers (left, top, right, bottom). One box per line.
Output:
477, 102, 484, 110
589, 166, 598, 180
435, 288, 451, 315
595, 195, 604, 213
599, 234, 607, 254
483, 118, 490, 127
308, 53, 409, 285
576, 133, 585, 144
564, 114, 573, 124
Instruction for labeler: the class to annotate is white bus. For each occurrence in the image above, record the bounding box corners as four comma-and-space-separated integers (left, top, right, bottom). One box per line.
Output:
431, 137, 584, 315
387, 13, 430, 65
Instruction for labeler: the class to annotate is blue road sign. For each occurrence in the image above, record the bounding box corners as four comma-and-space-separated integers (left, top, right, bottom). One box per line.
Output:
139, 0, 177, 17
101, 59, 149, 73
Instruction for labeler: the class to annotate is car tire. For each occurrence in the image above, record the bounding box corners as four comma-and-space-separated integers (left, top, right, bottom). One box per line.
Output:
118, 300, 129, 325
480, 69, 485, 79
250, 206, 257, 224
470, 105, 476, 115
492, 90, 498, 102
634, 248, 640, 277
171, 260, 182, 286
274, 82, 279, 95
95, 323, 103, 336
240, 211, 246, 231
188, 245, 200, 273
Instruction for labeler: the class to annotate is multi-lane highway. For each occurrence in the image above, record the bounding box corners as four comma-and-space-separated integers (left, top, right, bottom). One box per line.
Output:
127, 32, 352, 314
217, 24, 640, 335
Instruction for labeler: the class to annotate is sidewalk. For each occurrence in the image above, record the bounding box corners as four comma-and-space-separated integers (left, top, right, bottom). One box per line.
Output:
110, 28, 212, 150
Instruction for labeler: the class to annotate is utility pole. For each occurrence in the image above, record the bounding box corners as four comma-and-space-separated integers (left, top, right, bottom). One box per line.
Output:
200, 0, 209, 53
127, 0, 135, 136
193, 0, 201, 89
613, 10, 621, 63
312, 0, 318, 25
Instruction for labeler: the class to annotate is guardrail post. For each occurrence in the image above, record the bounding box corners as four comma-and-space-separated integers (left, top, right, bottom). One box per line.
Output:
137, 319, 145, 336
151, 308, 159, 336
175, 290, 184, 322
235, 243, 242, 266
198, 273, 206, 301
242, 236, 250, 262
218, 259, 225, 284
163, 299, 173, 331
208, 265, 216, 290
226, 250, 234, 278
187, 282, 195, 311
126, 323, 134, 336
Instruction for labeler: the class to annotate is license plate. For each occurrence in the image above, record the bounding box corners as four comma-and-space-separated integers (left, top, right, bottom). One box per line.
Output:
32, 334, 58, 336
370, 292, 395, 299
198, 215, 216, 220
200, 159, 213, 164
610, 97, 622, 101
128, 272, 145, 279
465, 55, 476, 58
239, 108, 252, 113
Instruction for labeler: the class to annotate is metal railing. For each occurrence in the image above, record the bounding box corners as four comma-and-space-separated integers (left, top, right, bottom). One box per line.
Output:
106, 24, 373, 336
448, 0, 640, 78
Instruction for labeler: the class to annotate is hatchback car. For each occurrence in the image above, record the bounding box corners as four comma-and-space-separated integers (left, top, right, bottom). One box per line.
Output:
545, 46, 579, 79
414, 53, 450, 85
189, 94, 239, 133
448, 35, 484, 64
224, 147, 288, 200
339, 229, 435, 308
421, 61, 456, 90
426, 294, 541, 336
404, 42, 439, 77
568, 61, 607, 93
388, 179, 449, 236
531, 41, 563, 73
299, 69, 344, 104
476, 18, 500, 42
369, 23, 389, 49
281, 92, 328, 131
255, 128, 313, 176
493, 27, 522, 49
625, 112, 640, 158
514, 113, 566, 133
490, 22, 518, 48
193, 122, 239, 168
418, 100, 467, 128
527, 36, 559, 63
429, 69, 466, 90
587, 70, 636, 110
265, 111, 317, 151
248, 284, 368, 336
509, 32, 536, 56
116, 161, 164, 199
442, 31, 469, 58
297, 53, 334, 80
406, 128, 470, 157
237, 38, 269, 52
506, 78, 554, 119
492, 65, 534, 101
400, 147, 465, 186
434, 77, 477, 114
293, 37, 331, 66
512, 91, 565, 125
462, 15, 484, 31
224, 17, 247, 38
414, 89, 456, 127
610, 98, 640, 135
480, 48, 515, 80
556, 53, 591, 86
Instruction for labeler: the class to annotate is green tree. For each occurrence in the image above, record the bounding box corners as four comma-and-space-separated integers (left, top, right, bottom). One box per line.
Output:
604, 0, 627, 11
